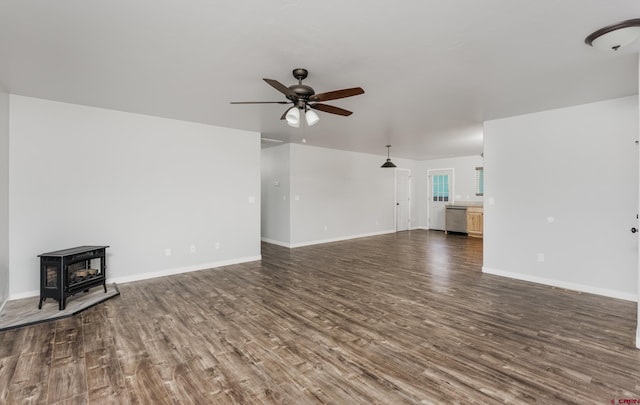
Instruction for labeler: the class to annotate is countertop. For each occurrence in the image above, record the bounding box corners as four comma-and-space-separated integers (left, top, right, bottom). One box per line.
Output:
445, 202, 483, 209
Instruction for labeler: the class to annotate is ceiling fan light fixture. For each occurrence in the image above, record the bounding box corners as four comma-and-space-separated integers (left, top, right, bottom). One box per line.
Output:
305, 109, 320, 126
585, 18, 640, 51
285, 107, 300, 127
381, 145, 397, 168
231, 69, 364, 126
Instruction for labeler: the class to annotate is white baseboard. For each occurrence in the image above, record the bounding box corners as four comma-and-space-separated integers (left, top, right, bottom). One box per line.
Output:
260, 237, 291, 248
109, 255, 262, 285
482, 266, 638, 302
8, 255, 262, 300
262, 229, 431, 249
289, 229, 396, 248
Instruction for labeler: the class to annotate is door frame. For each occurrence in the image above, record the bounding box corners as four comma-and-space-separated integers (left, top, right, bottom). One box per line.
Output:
427, 168, 455, 230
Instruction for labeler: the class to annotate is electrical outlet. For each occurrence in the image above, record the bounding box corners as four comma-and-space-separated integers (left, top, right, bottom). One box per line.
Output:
215, 242, 220, 249
190, 245, 196, 253
165, 248, 171, 256
537, 253, 545, 262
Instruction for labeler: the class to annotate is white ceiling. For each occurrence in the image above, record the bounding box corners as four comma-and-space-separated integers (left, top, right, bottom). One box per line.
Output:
1, 1, 639, 160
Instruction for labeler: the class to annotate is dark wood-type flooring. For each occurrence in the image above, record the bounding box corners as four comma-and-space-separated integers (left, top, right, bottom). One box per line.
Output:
1, 230, 639, 404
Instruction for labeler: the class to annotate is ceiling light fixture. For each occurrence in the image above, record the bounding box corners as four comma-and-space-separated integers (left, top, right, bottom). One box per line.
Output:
285, 107, 300, 127
381, 145, 397, 168
305, 109, 320, 126
286, 106, 320, 127
585, 18, 640, 51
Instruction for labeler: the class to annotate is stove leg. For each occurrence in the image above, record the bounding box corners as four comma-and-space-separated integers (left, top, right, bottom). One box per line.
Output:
103, 282, 107, 293
38, 297, 44, 309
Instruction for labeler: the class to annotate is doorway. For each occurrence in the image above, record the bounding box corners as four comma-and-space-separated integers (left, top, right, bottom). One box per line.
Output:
427, 168, 454, 231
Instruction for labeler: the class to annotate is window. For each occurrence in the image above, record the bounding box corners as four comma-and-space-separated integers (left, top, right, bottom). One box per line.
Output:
475, 167, 484, 196
432, 174, 449, 202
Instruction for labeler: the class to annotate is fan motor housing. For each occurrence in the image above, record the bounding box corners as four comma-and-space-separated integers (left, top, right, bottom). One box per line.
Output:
287, 84, 315, 100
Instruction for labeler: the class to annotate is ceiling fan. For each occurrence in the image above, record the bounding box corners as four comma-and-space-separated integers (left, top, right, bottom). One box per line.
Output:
230, 68, 364, 127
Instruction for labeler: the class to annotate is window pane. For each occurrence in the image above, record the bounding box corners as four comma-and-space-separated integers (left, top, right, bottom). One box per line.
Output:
476, 167, 484, 196
433, 175, 450, 201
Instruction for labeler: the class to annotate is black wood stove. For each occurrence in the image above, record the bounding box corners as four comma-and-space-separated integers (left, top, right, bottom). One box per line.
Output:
38, 245, 109, 310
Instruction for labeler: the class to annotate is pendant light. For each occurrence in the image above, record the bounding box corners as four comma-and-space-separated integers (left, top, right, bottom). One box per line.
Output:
585, 18, 640, 51
381, 145, 396, 168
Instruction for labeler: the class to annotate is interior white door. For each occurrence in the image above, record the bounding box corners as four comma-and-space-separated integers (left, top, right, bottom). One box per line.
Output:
637, 95, 640, 348
396, 169, 411, 232
635, 54, 640, 349
428, 169, 454, 231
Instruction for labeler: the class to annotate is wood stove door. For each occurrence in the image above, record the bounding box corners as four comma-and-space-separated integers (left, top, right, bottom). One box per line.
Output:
39, 259, 62, 309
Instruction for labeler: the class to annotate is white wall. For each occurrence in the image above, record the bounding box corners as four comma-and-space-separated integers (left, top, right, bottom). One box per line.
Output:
261, 143, 417, 247
484, 96, 639, 300
261, 144, 291, 246
415, 155, 485, 229
290, 143, 391, 246
288, 144, 416, 247
9, 95, 261, 297
0, 86, 9, 309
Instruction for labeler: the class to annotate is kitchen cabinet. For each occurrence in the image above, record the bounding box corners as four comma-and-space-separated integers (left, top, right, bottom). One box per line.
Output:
466, 206, 483, 238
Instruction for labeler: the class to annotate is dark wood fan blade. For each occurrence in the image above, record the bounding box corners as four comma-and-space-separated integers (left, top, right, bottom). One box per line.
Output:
309, 103, 353, 116
230, 101, 289, 104
280, 106, 294, 120
264, 79, 296, 97
310, 87, 364, 102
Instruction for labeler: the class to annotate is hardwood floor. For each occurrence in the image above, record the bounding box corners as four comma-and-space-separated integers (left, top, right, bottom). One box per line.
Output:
1, 230, 639, 404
